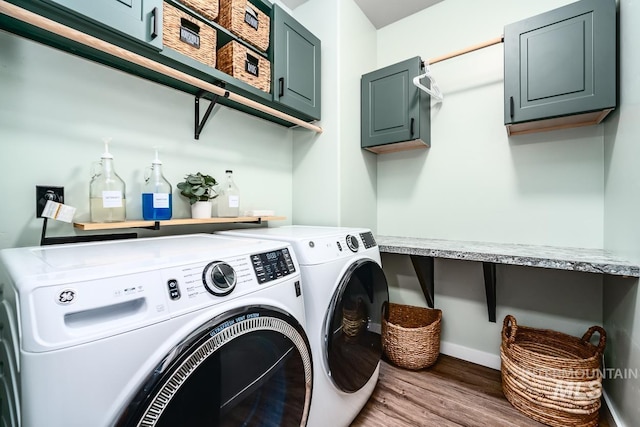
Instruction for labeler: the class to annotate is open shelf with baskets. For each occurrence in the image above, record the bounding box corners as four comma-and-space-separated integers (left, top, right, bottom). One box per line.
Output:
0, 0, 322, 134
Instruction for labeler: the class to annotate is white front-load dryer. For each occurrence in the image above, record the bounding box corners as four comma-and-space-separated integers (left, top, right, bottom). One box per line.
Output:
218, 226, 389, 427
0, 234, 312, 427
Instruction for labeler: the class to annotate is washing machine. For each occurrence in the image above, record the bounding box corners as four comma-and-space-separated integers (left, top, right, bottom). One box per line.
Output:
219, 226, 389, 427
0, 233, 313, 427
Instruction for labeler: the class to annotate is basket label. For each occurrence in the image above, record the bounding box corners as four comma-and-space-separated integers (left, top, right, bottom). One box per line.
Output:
244, 6, 259, 30
245, 54, 259, 77
180, 25, 200, 49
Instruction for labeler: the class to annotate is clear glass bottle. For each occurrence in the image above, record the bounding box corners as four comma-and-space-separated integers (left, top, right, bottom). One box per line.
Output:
90, 138, 126, 223
217, 169, 240, 217
142, 148, 172, 220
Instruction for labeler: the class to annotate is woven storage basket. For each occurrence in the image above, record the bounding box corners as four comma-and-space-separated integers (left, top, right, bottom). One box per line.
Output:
163, 1, 217, 69
217, 0, 270, 52
175, 0, 219, 21
381, 303, 442, 370
217, 41, 271, 93
500, 315, 606, 427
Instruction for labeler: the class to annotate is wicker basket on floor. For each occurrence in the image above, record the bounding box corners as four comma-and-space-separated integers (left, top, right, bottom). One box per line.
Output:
500, 315, 606, 427
217, 0, 270, 52
382, 303, 441, 370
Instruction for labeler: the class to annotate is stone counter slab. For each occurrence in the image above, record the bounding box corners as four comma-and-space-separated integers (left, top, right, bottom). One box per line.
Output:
377, 236, 640, 278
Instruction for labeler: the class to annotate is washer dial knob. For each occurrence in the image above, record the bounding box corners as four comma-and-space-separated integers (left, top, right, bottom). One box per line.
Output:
346, 235, 360, 252
202, 261, 236, 296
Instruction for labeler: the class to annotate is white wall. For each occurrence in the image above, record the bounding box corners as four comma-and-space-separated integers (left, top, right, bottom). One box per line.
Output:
375, 0, 603, 248
0, 30, 294, 249
373, 0, 606, 369
602, 0, 640, 424
289, 0, 379, 230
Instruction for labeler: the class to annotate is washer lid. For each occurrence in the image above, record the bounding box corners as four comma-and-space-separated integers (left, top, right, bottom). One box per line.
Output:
0, 234, 289, 290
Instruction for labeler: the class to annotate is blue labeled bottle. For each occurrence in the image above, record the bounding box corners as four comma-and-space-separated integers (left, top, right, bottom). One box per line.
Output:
142, 147, 172, 220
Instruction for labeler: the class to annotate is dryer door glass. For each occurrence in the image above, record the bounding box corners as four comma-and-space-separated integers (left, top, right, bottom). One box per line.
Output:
325, 259, 389, 393
115, 307, 313, 427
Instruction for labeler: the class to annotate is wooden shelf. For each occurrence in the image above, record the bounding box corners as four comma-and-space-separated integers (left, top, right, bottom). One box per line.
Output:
73, 216, 286, 231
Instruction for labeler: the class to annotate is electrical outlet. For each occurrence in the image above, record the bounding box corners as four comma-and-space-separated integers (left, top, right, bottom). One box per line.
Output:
36, 186, 64, 218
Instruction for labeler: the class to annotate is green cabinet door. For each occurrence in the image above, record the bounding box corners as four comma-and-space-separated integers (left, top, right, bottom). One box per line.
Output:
504, 0, 616, 130
272, 4, 321, 120
39, 0, 163, 50
361, 56, 430, 154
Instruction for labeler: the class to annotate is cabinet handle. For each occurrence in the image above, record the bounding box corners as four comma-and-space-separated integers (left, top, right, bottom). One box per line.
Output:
509, 96, 514, 119
410, 117, 415, 138
278, 77, 284, 97
151, 7, 158, 39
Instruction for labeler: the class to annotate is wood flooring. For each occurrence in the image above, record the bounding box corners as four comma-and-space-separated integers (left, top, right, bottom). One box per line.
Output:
351, 355, 611, 427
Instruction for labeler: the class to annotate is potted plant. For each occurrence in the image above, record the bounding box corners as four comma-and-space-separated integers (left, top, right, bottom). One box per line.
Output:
176, 172, 218, 219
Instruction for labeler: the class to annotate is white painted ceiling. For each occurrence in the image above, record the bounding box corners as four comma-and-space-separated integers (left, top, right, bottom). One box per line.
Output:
352, 0, 444, 29
279, 0, 444, 29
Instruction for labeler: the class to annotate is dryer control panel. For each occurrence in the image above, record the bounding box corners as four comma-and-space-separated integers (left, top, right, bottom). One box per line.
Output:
250, 248, 296, 284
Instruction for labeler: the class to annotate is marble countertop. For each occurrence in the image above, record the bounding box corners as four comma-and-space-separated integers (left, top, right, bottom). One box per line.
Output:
377, 235, 640, 278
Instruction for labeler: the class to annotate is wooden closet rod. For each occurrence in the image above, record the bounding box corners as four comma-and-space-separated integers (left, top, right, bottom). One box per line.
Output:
0, 0, 323, 133
428, 35, 504, 65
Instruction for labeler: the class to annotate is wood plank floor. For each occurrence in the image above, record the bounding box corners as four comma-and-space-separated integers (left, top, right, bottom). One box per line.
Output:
351, 355, 610, 427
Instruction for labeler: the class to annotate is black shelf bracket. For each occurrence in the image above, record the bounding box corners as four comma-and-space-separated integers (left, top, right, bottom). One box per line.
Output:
410, 255, 435, 308
195, 87, 230, 140
408, 255, 497, 322
40, 218, 137, 246
482, 262, 497, 323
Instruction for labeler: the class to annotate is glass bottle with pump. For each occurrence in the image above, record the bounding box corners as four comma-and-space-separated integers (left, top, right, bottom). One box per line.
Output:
90, 138, 126, 223
142, 147, 172, 220
218, 169, 240, 217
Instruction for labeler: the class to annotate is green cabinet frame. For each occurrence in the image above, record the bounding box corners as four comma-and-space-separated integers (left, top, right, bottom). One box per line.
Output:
361, 56, 430, 154
272, 4, 321, 121
504, 0, 616, 135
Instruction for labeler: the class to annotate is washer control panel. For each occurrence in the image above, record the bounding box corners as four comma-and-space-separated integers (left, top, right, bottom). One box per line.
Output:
360, 231, 377, 249
250, 248, 296, 284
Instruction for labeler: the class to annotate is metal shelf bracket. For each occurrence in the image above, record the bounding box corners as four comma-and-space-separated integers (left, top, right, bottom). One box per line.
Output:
195, 87, 229, 140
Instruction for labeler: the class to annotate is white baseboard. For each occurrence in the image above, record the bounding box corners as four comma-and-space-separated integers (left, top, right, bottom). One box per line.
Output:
602, 390, 625, 427
440, 341, 501, 370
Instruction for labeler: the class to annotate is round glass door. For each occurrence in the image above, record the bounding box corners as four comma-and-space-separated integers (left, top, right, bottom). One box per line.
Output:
116, 307, 313, 427
324, 259, 389, 393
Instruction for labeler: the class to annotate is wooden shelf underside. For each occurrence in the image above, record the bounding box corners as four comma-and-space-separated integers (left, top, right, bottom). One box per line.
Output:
74, 216, 286, 231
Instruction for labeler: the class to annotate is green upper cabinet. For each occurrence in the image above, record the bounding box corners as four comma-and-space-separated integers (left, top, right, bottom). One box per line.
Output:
361, 56, 430, 154
503, 0, 616, 136
37, 0, 163, 49
272, 4, 321, 121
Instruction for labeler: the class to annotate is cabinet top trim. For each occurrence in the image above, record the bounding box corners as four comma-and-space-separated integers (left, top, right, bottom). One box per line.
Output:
0, 1, 322, 133
377, 235, 640, 277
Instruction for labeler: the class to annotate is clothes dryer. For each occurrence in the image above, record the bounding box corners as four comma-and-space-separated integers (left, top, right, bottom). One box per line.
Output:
218, 226, 389, 427
0, 234, 312, 427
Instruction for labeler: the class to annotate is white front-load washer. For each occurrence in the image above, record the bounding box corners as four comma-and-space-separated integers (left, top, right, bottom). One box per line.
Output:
0, 234, 313, 427
218, 226, 389, 427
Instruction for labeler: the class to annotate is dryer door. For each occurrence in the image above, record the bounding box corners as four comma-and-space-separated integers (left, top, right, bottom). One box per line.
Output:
324, 259, 389, 393
116, 306, 313, 427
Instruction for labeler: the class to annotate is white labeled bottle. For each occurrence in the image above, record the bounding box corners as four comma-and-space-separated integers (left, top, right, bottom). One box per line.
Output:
90, 138, 126, 223
218, 169, 240, 217
142, 147, 172, 220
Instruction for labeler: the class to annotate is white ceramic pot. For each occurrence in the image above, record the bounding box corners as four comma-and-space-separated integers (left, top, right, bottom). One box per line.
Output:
191, 201, 212, 219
